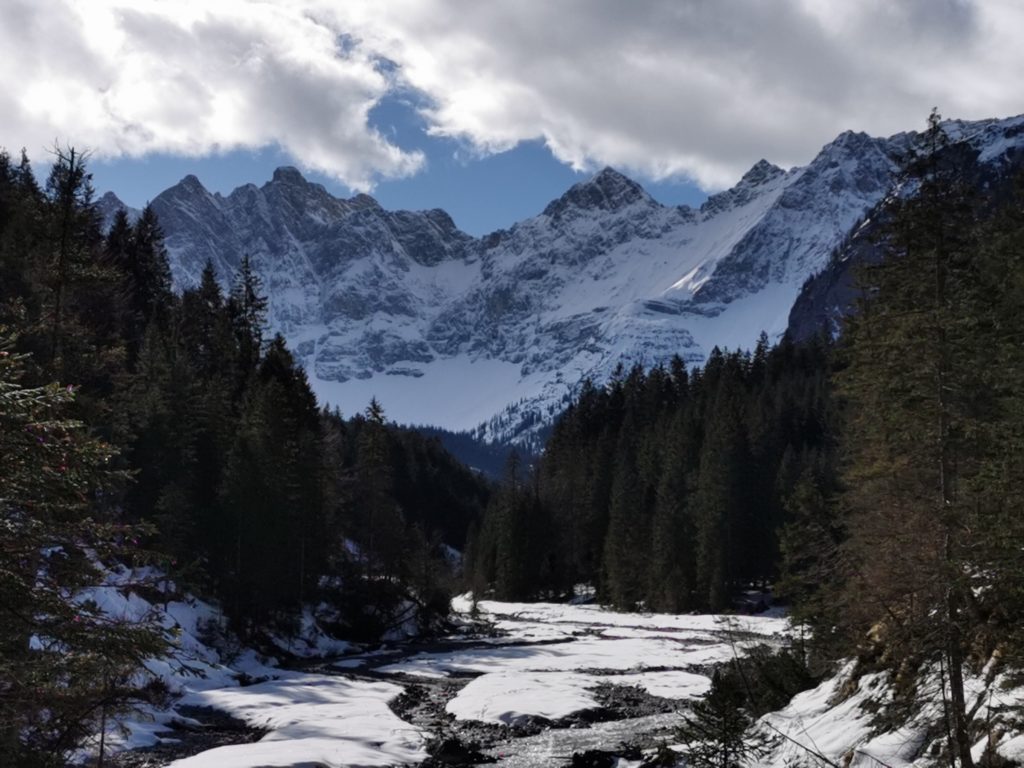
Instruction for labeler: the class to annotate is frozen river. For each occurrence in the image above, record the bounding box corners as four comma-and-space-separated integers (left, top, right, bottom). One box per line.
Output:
142, 599, 791, 767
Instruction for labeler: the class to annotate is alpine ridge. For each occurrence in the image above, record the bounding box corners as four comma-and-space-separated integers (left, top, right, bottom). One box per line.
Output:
100, 115, 1024, 445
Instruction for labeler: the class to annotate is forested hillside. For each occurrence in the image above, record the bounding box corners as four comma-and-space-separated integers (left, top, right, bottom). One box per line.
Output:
0, 147, 490, 765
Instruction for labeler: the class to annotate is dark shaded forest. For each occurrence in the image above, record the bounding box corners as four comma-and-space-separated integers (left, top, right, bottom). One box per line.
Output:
466, 335, 833, 613
0, 146, 490, 765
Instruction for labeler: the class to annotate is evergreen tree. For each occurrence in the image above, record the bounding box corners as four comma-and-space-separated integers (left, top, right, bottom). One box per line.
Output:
647, 408, 696, 612
125, 322, 199, 558
693, 371, 749, 610
177, 262, 238, 578
602, 434, 646, 609
0, 149, 45, 316
0, 332, 167, 765
105, 205, 173, 364
228, 253, 268, 381
677, 669, 766, 768
219, 336, 323, 631
355, 398, 406, 581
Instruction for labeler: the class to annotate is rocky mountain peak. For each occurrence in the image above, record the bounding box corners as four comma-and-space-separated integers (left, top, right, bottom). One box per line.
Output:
826, 129, 875, 152
738, 159, 785, 187
701, 158, 788, 216
271, 166, 308, 186
98, 190, 124, 206
348, 192, 382, 211
542, 166, 654, 218
177, 174, 207, 193
95, 190, 140, 231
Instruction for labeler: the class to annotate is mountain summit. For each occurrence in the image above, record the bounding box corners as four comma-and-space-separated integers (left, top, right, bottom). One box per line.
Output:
543, 166, 655, 217
100, 116, 1024, 444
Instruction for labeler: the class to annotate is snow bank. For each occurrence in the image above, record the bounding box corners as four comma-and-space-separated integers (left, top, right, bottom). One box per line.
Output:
74, 563, 390, 763
447, 672, 600, 725
758, 662, 1024, 768
168, 673, 427, 768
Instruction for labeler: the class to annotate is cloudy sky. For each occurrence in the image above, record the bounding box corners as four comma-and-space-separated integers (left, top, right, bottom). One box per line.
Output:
2, 0, 1021, 234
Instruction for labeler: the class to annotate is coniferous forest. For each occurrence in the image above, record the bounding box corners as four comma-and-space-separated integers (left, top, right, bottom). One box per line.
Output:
3, 113, 1024, 766
0, 147, 490, 764
466, 334, 833, 613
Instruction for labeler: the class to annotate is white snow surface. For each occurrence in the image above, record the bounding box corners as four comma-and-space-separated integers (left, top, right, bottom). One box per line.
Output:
72, 564, 419, 768
167, 673, 427, 768
82, 577, 1024, 767
380, 598, 788, 727
756, 661, 1024, 768
447, 672, 602, 725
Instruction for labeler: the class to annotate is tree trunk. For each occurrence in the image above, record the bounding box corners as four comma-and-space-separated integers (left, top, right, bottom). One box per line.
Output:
947, 585, 975, 768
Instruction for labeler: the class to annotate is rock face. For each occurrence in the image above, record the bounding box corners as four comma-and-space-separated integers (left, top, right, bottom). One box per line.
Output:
100, 116, 1024, 444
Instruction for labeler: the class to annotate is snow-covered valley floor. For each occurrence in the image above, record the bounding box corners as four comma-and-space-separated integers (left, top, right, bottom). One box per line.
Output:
110, 595, 789, 767
106, 591, 1024, 767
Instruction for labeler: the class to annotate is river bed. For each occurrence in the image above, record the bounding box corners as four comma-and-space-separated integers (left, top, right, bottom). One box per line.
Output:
116, 598, 790, 767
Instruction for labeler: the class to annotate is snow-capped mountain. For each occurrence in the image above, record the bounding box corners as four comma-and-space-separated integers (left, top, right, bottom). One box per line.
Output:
105, 116, 1024, 444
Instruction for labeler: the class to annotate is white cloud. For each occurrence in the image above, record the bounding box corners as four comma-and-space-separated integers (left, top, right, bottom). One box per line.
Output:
1, 0, 1021, 191
0, 0, 423, 189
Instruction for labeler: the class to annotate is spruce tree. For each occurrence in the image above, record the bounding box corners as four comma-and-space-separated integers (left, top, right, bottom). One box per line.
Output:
693, 370, 749, 610
228, 253, 268, 381
602, 433, 646, 609
0, 332, 167, 764
647, 409, 696, 612
219, 336, 323, 631
677, 670, 765, 768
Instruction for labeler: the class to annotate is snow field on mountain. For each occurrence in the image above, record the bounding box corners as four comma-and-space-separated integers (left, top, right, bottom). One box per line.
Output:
309, 355, 534, 429
104, 116, 1024, 445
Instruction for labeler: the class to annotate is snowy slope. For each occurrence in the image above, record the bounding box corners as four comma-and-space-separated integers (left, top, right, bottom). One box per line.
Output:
102, 115, 1024, 443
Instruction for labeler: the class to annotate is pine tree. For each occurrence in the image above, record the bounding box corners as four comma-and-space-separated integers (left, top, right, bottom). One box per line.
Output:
0, 331, 167, 764
355, 398, 406, 582
125, 321, 199, 559
177, 262, 238, 579
647, 408, 696, 612
602, 433, 646, 609
693, 369, 750, 610
0, 150, 45, 316
677, 670, 766, 768
41, 146, 101, 375
105, 205, 174, 364
228, 253, 268, 381
219, 336, 323, 631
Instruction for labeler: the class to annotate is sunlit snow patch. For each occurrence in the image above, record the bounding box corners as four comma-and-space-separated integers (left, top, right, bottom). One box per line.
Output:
167, 672, 427, 768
